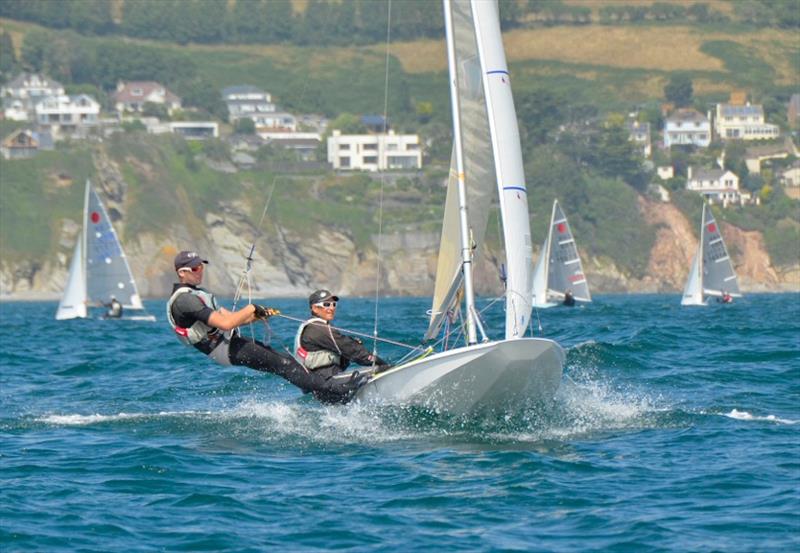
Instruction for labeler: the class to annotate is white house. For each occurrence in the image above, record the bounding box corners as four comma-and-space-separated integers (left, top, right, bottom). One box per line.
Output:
714, 103, 780, 141
35, 94, 100, 139
664, 109, 711, 148
656, 166, 674, 180
780, 162, 800, 187
626, 120, 651, 158
327, 130, 421, 171
253, 111, 297, 132
1, 73, 65, 121
113, 81, 182, 115
687, 166, 742, 206
222, 85, 276, 123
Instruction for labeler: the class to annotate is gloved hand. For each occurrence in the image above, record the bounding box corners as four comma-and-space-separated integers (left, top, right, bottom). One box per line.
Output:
253, 304, 280, 319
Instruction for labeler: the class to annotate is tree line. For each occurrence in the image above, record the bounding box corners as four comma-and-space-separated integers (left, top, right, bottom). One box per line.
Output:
1, 0, 797, 49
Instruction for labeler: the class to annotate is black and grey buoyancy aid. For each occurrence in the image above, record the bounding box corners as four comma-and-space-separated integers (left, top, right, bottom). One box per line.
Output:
294, 317, 342, 370
166, 286, 220, 346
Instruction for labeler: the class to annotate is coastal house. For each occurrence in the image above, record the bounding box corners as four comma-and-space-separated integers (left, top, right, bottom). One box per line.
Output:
779, 161, 800, 187
664, 109, 711, 148
261, 132, 321, 161
222, 85, 276, 124
0, 128, 54, 159
714, 103, 780, 141
687, 166, 743, 206
1, 73, 65, 121
35, 94, 100, 139
254, 112, 297, 132
744, 138, 798, 174
327, 129, 422, 171
656, 166, 674, 180
113, 81, 182, 115
626, 120, 651, 158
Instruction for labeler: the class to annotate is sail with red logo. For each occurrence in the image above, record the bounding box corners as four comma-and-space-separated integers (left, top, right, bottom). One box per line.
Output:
56, 180, 153, 320
682, 202, 741, 306
531, 199, 592, 308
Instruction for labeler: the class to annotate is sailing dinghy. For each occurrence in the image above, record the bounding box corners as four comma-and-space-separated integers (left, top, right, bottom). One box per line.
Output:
532, 199, 591, 308
56, 180, 155, 321
355, 0, 564, 414
681, 202, 741, 306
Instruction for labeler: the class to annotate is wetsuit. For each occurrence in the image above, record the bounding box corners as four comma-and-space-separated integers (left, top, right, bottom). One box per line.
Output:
105, 300, 123, 318
563, 293, 576, 307
168, 284, 363, 404
297, 318, 388, 379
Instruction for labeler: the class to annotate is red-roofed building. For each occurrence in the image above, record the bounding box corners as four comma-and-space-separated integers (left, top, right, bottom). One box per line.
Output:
113, 81, 182, 116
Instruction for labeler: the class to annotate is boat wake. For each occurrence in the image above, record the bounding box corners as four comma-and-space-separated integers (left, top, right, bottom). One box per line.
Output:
722, 409, 797, 425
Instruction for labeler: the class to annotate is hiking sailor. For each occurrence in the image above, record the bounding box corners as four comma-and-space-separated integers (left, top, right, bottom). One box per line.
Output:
295, 289, 390, 379
166, 251, 366, 404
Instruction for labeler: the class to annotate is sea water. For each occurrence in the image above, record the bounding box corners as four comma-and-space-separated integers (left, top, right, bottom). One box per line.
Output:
1, 294, 798, 552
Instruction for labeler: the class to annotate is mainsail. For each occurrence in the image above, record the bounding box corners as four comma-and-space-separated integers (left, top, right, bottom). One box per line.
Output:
84, 182, 144, 310
426, 0, 533, 340
56, 180, 147, 319
532, 200, 591, 307
682, 202, 741, 306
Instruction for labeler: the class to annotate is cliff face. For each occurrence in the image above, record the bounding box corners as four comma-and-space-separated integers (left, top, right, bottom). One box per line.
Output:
1, 184, 797, 300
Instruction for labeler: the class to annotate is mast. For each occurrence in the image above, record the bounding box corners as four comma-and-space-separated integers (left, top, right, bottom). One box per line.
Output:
699, 202, 706, 300
443, 0, 478, 345
81, 180, 90, 306
544, 200, 557, 299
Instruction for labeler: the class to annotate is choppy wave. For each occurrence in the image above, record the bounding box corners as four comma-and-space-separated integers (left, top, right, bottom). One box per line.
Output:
722, 409, 798, 425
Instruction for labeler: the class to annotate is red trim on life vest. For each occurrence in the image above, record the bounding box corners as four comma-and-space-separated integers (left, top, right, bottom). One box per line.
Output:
174, 327, 189, 337
297, 346, 308, 359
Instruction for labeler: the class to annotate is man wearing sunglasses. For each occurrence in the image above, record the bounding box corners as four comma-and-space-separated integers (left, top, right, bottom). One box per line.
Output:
294, 289, 389, 380
167, 251, 365, 404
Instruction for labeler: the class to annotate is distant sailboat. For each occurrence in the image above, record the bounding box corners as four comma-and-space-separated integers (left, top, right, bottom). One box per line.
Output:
532, 199, 591, 308
681, 202, 741, 306
354, 0, 563, 414
56, 180, 155, 321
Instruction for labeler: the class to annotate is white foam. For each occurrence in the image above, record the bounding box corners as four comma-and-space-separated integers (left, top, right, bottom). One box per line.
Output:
724, 409, 798, 425
39, 410, 206, 426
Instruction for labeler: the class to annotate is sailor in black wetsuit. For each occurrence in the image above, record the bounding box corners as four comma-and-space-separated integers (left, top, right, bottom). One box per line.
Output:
166, 251, 365, 404
104, 296, 123, 318
563, 289, 576, 307
294, 289, 389, 379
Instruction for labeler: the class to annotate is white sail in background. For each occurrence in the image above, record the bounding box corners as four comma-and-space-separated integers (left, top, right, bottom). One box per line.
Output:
681, 251, 703, 305
532, 200, 591, 308
55, 238, 87, 320
682, 202, 741, 306
56, 180, 151, 320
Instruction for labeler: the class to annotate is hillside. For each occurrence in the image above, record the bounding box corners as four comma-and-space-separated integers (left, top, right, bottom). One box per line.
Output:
0, 12, 798, 298
0, 133, 796, 299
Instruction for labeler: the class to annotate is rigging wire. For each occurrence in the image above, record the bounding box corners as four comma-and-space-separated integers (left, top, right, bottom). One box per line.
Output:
371, 0, 393, 363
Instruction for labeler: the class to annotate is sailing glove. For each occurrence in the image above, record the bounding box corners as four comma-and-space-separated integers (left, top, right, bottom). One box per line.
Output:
253, 304, 280, 319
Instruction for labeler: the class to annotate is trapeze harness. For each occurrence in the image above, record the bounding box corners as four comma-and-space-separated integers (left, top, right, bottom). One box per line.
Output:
166, 286, 232, 366
293, 317, 342, 371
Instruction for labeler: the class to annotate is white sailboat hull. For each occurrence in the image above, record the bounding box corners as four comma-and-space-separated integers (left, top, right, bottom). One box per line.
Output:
356, 338, 564, 414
